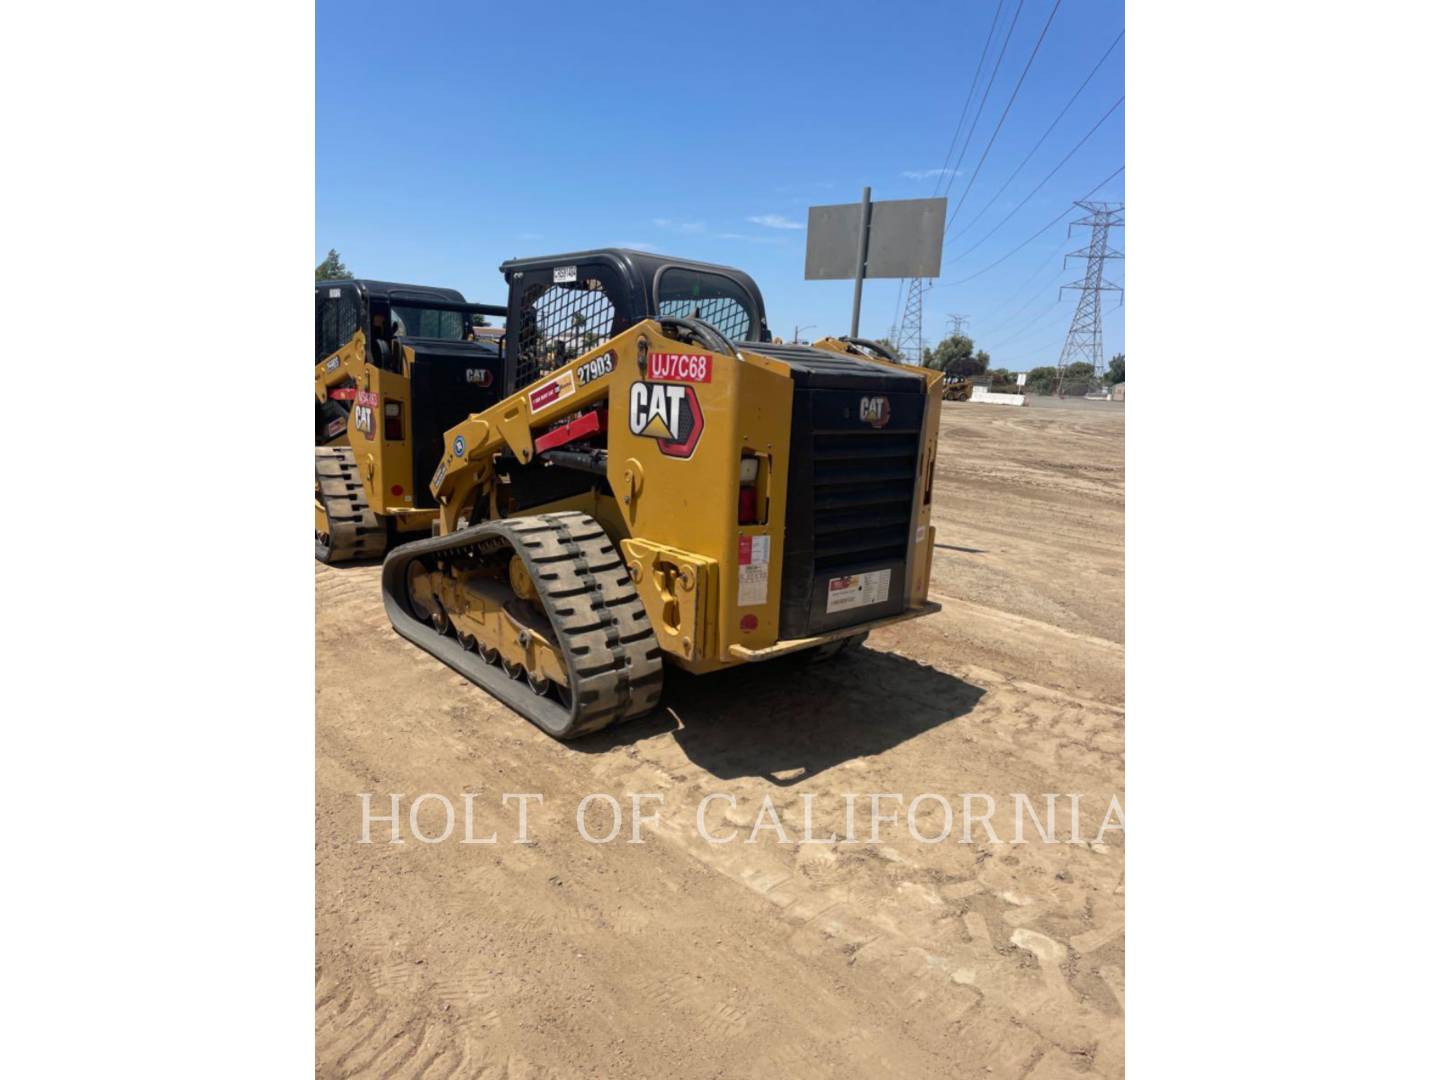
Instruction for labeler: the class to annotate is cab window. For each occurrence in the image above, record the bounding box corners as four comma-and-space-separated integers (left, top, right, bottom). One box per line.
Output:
656, 268, 757, 343
316, 288, 362, 363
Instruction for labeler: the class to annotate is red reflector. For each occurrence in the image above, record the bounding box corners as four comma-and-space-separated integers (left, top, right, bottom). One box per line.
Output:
390, 484, 404, 497
740, 614, 758, 632
738, 486, 758, 525
328, 388, 357, 401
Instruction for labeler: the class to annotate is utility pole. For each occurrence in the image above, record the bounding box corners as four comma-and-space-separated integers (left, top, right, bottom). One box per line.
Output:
1055, 201, 1123, 396
946, 313, 970, 336
849, 186, 874, 338
793, 323, 816, 344
894, 277, 929, 364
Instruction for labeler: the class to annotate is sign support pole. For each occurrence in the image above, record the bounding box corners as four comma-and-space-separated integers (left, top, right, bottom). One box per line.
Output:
849, 186, 873, 338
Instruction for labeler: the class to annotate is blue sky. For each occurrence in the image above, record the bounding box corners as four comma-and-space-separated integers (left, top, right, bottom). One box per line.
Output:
317, 0, 1124, 371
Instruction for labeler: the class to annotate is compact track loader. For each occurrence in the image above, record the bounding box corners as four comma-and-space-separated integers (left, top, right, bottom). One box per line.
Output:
379, 249, 944, 738
315, 279, 506, 562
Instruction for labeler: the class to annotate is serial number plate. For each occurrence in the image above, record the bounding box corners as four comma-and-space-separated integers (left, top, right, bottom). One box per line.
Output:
825, 569, 891, 613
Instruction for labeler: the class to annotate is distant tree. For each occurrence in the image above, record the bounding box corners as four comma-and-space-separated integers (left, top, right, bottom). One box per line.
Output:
1026, 365, 1059, 394
925, 334, 990, 378
1105, 352, 1125, 385
471, 313, 489, 328
1063, 361, 1096, 381
315, 249, 351, 280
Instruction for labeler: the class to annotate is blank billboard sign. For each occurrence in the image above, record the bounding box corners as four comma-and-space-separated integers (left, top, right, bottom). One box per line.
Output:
804, 196, 947, 280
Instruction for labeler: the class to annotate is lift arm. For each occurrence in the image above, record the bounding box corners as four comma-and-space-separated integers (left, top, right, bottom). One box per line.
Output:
314, 331, 368, 402
428, 321, 653, 534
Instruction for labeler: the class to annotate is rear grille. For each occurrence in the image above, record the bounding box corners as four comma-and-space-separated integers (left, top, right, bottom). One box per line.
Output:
811, 429, 919, 571
776, 374, 928, 640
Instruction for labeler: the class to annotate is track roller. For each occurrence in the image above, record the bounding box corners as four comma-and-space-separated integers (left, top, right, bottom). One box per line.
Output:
381, 511, 664, 739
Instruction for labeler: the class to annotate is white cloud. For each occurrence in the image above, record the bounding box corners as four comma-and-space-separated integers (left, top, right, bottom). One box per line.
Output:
717, 232, 784, 244
902, 167, 959, 180
746, 214, 805, 230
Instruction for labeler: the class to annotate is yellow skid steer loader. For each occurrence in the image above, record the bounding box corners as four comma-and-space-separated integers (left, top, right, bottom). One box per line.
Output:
379, 249, 944, 738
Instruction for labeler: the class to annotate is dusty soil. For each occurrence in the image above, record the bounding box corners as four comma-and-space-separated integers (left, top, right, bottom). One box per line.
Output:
316, 399, 1125, 1079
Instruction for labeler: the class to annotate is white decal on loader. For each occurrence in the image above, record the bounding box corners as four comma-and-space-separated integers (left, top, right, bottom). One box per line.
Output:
577, 351, 615, 385
859, 395, 891, 429
825, 569, 891, 614
737, 534, 770, 606
628, 380, 704, 458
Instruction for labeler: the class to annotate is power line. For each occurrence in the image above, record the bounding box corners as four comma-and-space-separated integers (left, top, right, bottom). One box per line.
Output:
940, 0, 1028, 203
989, 296, 1069, 351
940, 163, 1124, 286
944, 0, 1066, 231
892, 1, 1005, 352
1000, 297, 1123, 368
980, 256, 1070, 337
948, 95, 1124, 265
987, 232, 1070, 314
953, 28, 1123, 239
931, 0, 1006, 197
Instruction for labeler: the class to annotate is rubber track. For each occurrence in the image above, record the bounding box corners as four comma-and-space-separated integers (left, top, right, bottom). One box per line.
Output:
381, 510, 664, 739
315, 447, 387, 563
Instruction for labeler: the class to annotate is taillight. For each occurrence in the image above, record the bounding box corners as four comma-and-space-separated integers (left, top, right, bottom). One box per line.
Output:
383, 401, 403, 441
739, 453, 761, 524
739, 487, 758, 525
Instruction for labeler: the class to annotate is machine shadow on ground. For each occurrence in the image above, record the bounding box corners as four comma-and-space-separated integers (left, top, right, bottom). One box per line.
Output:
574, 646, 984, 786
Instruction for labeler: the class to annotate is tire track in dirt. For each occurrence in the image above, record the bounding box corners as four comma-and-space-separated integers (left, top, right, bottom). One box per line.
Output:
317, 400, 1125, 1078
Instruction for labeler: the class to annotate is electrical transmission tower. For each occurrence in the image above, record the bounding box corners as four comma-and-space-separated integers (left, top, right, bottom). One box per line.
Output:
1055, 201, 1123, 395
893, 278, 930, 364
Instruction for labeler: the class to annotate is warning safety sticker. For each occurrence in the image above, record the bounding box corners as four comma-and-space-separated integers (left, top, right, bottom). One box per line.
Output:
528, 370, 576, 413
737, 534, 770, 607
825, 569, 891, 614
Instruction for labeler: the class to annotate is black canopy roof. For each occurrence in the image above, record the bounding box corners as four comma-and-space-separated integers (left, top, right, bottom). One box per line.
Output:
497, 248, 768, 335
331, 279, 467, 304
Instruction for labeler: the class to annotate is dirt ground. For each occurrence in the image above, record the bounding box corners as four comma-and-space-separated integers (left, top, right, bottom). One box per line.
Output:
316, 398, 1125, 1079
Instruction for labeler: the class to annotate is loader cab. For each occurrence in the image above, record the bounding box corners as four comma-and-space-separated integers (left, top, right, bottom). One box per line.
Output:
314, 279, 509, 505
315, 279, 500, 370
497, 249, 771, 393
